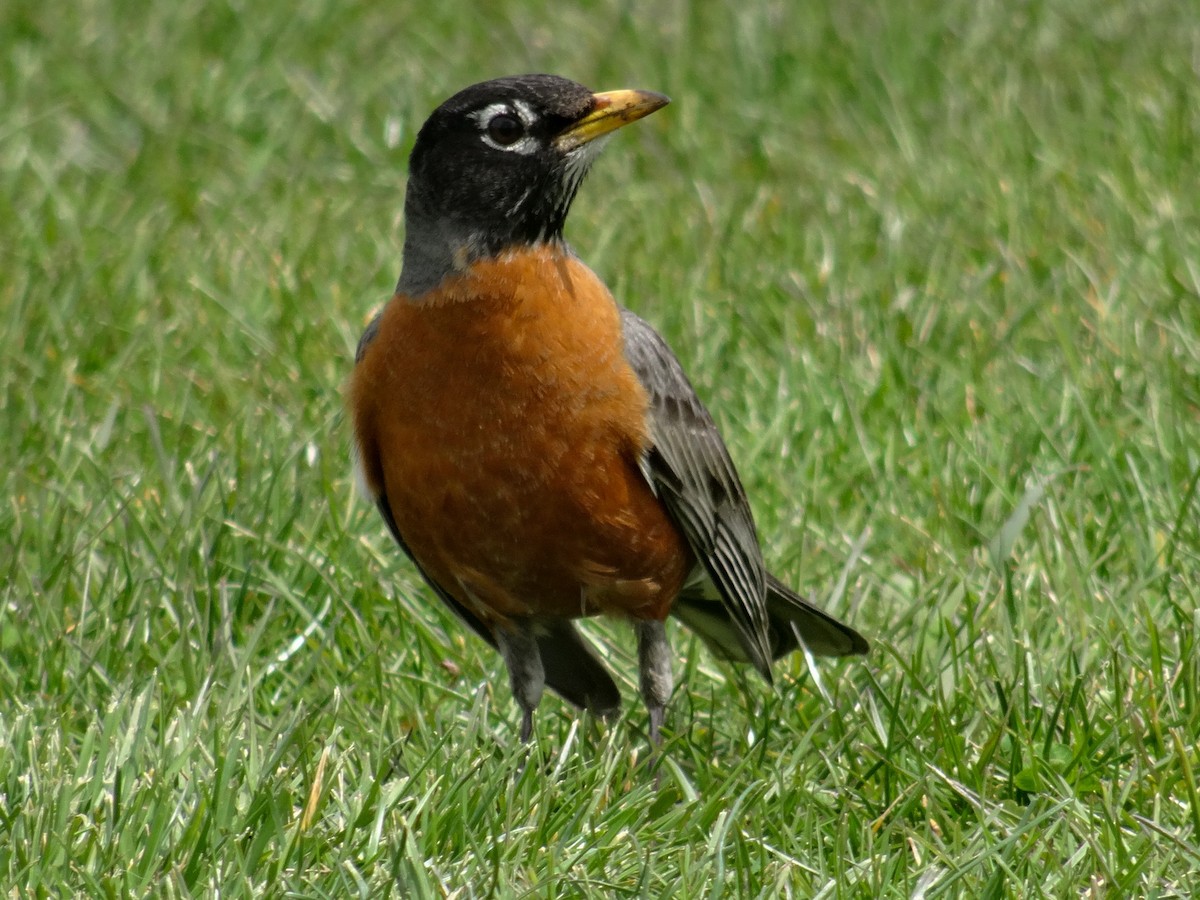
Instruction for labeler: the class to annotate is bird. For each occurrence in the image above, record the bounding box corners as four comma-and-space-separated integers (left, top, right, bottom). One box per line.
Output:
350, 74, 868, 745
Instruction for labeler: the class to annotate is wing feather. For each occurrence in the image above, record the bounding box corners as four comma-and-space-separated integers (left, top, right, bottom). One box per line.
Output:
620, 309, 774, 675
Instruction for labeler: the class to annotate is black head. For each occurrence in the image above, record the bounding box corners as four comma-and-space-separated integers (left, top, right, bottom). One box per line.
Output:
397, 74, 669, 296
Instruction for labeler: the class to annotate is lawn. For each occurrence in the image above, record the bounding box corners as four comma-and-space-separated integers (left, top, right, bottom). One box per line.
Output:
3, 0, 1199, 895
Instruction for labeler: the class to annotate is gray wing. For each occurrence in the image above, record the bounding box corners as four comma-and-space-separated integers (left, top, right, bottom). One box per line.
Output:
620, 309, 775, 676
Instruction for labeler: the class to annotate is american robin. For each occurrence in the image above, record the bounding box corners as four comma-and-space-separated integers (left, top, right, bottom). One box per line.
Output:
351, 74, 867, 745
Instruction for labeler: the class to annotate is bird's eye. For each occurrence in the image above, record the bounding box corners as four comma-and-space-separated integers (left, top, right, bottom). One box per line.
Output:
486, 113, 525, 146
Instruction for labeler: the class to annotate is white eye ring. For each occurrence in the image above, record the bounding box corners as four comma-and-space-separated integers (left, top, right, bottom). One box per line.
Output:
473, 101, 540, 154
486, 112, 524, 146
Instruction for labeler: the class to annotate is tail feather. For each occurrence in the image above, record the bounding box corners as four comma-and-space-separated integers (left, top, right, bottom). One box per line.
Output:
534, 620, 622, 717
671, 572, 868, 670
762, 573, 869, 657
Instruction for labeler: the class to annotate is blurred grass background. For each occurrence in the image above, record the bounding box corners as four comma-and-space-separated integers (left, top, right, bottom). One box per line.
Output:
3, 0, 1198, 895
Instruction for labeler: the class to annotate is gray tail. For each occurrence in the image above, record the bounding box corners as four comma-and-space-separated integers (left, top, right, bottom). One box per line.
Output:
671, 573, 868, 669
761, 573, 869, 657
535, 620, 622, 717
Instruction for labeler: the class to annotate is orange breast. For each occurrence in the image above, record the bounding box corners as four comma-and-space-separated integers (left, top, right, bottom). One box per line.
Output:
350, 245, 692, 625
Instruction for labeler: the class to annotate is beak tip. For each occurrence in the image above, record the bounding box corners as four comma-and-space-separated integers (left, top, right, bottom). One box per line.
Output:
600, 89, 671, 112
556, 88, 671, 150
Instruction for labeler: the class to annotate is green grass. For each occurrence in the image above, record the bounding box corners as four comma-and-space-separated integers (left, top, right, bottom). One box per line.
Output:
3, 0, 1199, 894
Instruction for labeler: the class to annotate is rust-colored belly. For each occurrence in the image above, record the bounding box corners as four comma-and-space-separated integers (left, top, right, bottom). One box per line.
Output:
351, 247, 692, 625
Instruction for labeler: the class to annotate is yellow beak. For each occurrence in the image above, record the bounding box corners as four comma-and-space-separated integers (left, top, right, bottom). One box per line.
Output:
554, 89, 670, 151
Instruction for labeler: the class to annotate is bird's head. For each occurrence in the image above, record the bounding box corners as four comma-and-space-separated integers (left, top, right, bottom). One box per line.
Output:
398, 74, 669, 296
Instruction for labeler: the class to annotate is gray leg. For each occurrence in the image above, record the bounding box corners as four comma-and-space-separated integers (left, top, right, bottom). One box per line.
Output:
636, 620, 673, 746
495, 622, 545, 742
